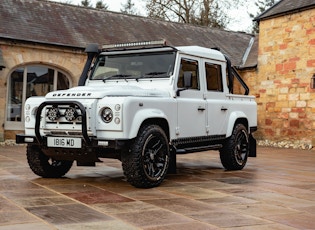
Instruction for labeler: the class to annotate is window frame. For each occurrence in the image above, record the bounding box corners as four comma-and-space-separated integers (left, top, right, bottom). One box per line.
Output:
5, 65, 71, 130
177, 58, 200, 91
205, 62, 223, 92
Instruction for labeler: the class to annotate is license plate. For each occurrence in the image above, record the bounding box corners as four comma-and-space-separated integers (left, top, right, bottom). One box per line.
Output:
47, 137, 81, 148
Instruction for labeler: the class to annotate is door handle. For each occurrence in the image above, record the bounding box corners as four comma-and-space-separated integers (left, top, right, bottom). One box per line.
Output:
198, 106, 206, 111
221, 106, 228, 111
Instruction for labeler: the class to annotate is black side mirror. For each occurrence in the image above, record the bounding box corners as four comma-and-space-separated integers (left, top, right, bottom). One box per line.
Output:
176, 71, 193, 96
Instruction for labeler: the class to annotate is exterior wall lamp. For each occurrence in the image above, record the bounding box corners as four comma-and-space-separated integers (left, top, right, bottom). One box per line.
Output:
311, 74, 315, 89
0, 49, 5, 70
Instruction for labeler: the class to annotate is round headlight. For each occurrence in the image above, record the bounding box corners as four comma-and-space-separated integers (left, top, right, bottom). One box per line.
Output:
101, 107, 113, 123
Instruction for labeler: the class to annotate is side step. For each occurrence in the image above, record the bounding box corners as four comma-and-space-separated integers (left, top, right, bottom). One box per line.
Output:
176, 144, 223, 154
167, 144, 222, 175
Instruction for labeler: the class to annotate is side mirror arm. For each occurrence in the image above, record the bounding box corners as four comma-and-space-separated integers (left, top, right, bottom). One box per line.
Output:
176, 88, 187, 96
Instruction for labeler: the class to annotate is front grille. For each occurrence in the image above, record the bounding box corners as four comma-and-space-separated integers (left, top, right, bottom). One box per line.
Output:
43, 130, 93, 136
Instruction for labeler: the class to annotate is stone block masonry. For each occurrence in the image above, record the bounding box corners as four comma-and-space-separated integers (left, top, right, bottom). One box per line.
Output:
255, 8, 315, 148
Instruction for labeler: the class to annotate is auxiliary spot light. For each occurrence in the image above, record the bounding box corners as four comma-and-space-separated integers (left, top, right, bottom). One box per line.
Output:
46, 107, 60, 121
64, 107, 78, 121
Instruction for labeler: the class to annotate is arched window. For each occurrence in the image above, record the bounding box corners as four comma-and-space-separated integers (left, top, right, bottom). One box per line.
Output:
5, 65, 71, 130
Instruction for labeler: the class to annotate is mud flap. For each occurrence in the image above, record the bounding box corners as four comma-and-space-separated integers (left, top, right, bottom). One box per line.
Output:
167, 149, 177, 174
249, 134, 257, 157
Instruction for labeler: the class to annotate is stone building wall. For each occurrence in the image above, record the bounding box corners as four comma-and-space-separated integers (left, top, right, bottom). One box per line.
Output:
0, 41, 86, 140
256, 8, 315, 148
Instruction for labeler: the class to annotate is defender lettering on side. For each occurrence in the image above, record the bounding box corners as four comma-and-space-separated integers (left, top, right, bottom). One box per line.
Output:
17, 40, 257, 188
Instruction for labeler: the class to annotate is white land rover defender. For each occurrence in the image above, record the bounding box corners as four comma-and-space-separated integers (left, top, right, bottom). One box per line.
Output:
17, 41, 257, 188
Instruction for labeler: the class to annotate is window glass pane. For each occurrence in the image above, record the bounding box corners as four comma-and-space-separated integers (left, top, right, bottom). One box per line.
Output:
177, 59, 199, 90
26, 66, 54, 98
57, 72, 70, 90
91, 52, 176, 80
205, 63, 223, 91
7, 68, 24, 121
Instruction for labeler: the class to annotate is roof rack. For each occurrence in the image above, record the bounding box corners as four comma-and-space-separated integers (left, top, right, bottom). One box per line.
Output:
102, 40, 167, 50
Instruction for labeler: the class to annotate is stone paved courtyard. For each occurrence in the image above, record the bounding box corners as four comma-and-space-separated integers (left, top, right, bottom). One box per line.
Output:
0, 145, 314, 229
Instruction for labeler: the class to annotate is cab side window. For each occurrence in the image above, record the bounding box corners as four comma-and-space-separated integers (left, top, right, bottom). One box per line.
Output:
205, 63, 223, 92
177, 58, 199, 90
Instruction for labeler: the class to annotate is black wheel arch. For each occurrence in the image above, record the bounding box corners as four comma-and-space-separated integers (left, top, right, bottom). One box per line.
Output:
233, 118, 249, 133
139, 118, 170, 141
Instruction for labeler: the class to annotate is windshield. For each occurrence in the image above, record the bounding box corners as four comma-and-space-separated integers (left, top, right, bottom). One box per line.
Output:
90, 51, 176, 81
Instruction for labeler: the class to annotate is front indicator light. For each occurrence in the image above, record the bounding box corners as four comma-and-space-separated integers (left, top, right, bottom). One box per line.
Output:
25, 104, 31, 111
114, 117, 120, 124
25, 137, 34, 143
101, 107, 113, 123
98, 141, 109, 146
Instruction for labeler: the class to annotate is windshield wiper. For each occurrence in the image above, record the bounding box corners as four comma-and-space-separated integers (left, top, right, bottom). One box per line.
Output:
144, 71, 167, 77
135, 72, 168, 81
102, 74, 132, 83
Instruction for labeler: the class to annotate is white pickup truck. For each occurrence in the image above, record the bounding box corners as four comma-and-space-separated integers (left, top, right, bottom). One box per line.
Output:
17, 41, 257, 188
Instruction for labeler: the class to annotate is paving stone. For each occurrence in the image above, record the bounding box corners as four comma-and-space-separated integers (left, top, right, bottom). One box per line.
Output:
266, 212, 315, 229
143, 222, 218, 230
112, 209, 193, 228
63, 190, 133, 204
228, 203, 300, 217
57, 220, 138, 230
0, 223, 56, 230
145, 198, 219, 215
93, 200, 159, 214
119, 188, 178, 200
0, 210, 38, 226
188, 210, 271, 228
26, 204, 113, 225
158, 185, 228, 199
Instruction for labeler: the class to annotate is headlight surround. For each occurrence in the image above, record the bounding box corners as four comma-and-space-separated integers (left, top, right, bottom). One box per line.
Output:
101, 107, 113, 123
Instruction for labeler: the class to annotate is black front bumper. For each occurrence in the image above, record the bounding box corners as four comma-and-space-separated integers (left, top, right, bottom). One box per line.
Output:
16, 134, 129, 162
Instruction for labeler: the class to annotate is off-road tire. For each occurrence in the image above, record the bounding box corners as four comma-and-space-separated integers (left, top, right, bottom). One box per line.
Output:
26, 145, 73, 178
219, 123, 249, 170
121, 124, 170, 188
